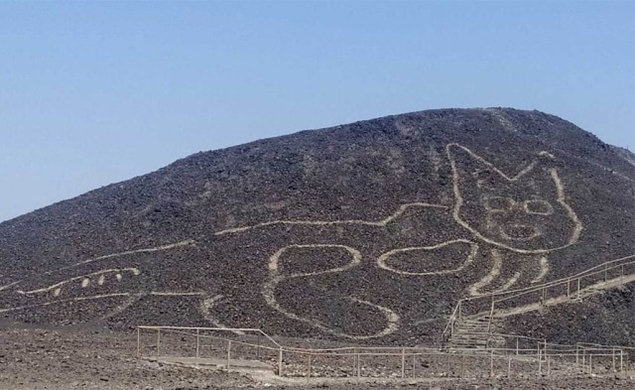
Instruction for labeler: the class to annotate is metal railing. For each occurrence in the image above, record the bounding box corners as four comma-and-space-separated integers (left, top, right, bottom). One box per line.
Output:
136, 325, 630, 380
443, 253, 635, 343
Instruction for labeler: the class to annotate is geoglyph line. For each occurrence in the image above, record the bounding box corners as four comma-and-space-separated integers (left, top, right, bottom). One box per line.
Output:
214, 203, 448, 236
263, 244, 399, 339
531, 257, 550, 284
199, 295, 246, 335
376, 239, 478, 276
469, 249, 503, 296
46, 239, 197, 274
447, 143, 583, 254
18, 268, 140, 295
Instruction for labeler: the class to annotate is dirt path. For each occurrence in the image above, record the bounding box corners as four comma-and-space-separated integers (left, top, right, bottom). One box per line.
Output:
1, 323, 634, 389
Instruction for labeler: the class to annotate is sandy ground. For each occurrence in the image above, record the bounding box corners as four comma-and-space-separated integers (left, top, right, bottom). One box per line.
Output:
1, 323, 634, 390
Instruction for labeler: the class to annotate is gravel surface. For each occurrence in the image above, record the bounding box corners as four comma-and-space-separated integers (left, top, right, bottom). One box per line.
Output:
2, 323, 635, 390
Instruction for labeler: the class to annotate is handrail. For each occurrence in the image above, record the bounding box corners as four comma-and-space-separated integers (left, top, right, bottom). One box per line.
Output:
137, 325, 281, 348
443, 252, 635, 344
495, 258, 635, 305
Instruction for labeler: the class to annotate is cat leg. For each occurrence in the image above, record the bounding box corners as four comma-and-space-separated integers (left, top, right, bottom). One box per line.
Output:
263, 244, 400, 340
530, 257, 550, 284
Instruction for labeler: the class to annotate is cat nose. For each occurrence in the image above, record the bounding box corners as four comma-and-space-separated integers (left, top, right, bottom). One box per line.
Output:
499, 225, 541, 241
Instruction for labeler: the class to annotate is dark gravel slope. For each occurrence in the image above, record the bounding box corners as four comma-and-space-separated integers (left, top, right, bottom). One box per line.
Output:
0, 108, 633, 345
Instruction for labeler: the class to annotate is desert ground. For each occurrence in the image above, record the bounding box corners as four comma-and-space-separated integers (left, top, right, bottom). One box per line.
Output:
1, 322, 634, 390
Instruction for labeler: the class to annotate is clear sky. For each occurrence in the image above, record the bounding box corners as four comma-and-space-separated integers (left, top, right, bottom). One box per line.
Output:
0, 1, 633, 222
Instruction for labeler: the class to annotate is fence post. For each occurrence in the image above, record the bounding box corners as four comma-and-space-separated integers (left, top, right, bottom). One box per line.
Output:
278, 347, 283, 376
576, 343, 579, 367
507, 355, 511, 378
227, 340, 232, 371
461, 352, 465, 378
401, 348, 406, 379
357, 352, 361, 380
577, 278, 581, 298
490, 349, 494, 377
257, 333, 261, 360
620, 350, 624, 377
516, 337, 519, 355
547, 355, 551, 377
196, 329, 200, 359
567, 279, 571, 298
307, 353, 312, 381
136, 327, 140, 359
487, 297, 495, 333
156, 328, 161, 357
541, 287, 546, 305
412, 352, 416, 378
537, 343, 542, 377
613, 348, 616, 372
589, 354, 593, 375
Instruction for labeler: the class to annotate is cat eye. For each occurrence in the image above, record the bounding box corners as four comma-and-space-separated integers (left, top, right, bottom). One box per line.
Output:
523, 200, 554, 215
482, 196, 514, 212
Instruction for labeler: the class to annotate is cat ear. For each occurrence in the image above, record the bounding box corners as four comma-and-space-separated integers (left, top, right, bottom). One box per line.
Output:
446, 144, 507, 187
447, 143, 554, 184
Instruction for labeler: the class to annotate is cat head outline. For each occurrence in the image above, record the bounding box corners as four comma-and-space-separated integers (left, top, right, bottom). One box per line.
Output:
446, 143, 582, 254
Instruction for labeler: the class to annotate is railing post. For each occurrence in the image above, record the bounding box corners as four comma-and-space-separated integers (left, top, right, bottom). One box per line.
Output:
307, 353, 312, 381
357, 352, 361, 380
461, 352, 466, 378
136, 327, 140, 359
541, 287, 546, 305
412, 351, 416, 378
156, 328, 161, 357
401, 348, 406, 379
516, 337, 519, 355
577, 278, 581, 298
226, 340, 232, 371
278, 347, 283, 376
507, 354, 511, 378
589, 354, 593, 375
487, 297, 495, 333
620, 350, 624, 377
613, 348, 616, 372
567, 279, 571, 298
537, 342, 542, 377
196, 329, 200, 359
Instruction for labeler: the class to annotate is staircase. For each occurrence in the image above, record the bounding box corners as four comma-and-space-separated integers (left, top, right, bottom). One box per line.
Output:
447, 315, 505, 350
443, 253, 635, 351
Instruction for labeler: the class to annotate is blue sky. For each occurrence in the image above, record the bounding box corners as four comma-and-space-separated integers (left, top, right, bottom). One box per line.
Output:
0, 1, 633, 222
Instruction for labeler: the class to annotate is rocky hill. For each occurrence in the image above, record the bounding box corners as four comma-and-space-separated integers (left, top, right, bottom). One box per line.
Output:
0, 108, 633, 345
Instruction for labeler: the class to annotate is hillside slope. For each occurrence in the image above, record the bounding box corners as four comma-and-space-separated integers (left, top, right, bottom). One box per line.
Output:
0, 108, 633, 344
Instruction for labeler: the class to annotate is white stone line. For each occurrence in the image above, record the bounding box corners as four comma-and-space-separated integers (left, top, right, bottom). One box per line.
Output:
101, 295, 143, 320
447, 143, 583, 254
18, 268, 140, 295
531, 257, 550, 284
268, 244, 361, 275
0, 293, 132, 313
214, 203, 448, 236
468, 249, 503, 297
550, 168, 583, 245
0, 281, 18, 292
148, 291, 206, 296
376, 239, 478, 276
199, 295, 246, 335
493, 272, 521, 294
45, 239, 196, 274
263, 244, 399, 339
